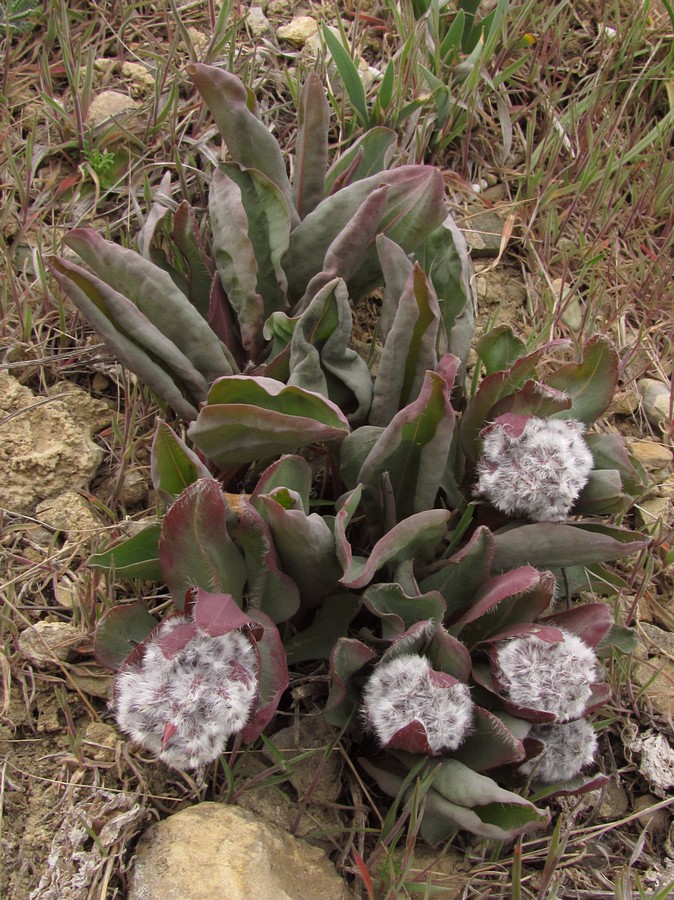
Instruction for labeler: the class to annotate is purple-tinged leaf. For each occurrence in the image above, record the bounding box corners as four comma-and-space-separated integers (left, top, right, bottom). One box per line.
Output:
325, 638, 376, 726
460, 340, 570, 463
324, 127, 397, 193
480, 623, 564, 645
155, 620, 198, 659
574, 469, 629, 516
585, 681, 612, 713
547, 335, 619, 425
89, 523, 162, 581
49, 257, 201, 420
419, 526, 495, 620
94, 601, 157, 670
188, 64, 296, 223
208, 277, 246, 369
293, 72, 330, 218
191, 588, 259, 636
472, 662, 557, 724
489, 380, 572, 419
172, 201, 215, 320
492, 522, 649, 570
159, 480, 247, 609
448, 706, 527, 771
363, 583, 447, 642
250, 455, 313, 515
62, 228, 233, 386
137, 170, 173, 260
151, 421, 213, 508
284, 592, 361, 665
530, 772, 609, 801
334, 484, 364, 573
381, 620, 437, 662
187, 376, 350, 468
370, 264, 441, 426
209, 168, 265, 357
288, 278, 374, 424
541, 603, 613, 649
341, 509, 451, 590
358, 369, 456, 529
377, 233, 414, 341
452, 566, 541, 627
240, 609, 289, 742
476, 325, 527, 376
426, 626, 472, 682
234, 499, 300, 624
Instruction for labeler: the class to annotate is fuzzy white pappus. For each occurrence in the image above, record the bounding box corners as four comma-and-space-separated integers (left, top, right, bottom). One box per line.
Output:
475, 416, 593, 522
362, 654, 473, 753
520, 719, 598, 782
114, 617, 259, 769
495, 628, 597, 722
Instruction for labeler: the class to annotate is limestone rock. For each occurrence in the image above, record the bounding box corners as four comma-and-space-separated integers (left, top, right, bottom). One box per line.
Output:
17, 621, 82, 668
630, 732, 674, 797
277, 16, 318, 46
87, 90, 140, 125
128, 803, 354, 900
633, 793, 670, 834
184, 27, 209, 56
635, 497, 671, 534
247, 6, 272, 37
459, 210, 506, 258
626, 439, 672, 479
36, 490, 103, 540
596, 779, 629, 821
638, 378, 671, 432
121, 61, 155, 94
0, 373, 104, 515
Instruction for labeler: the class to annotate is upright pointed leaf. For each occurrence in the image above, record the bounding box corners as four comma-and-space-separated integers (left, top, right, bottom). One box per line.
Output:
172, 201, 215, 320
370, 264, 441, 426
325, 127, 397, 193
241, 609, 290, 742
419, 526, 495, 620
188, 64, 297, 224
159, 480, 248, 609
293, 73, 330, 218
151, 421, 213, 507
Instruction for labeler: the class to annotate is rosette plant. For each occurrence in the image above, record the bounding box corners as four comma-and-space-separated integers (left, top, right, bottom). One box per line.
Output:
51, 66, 651, 844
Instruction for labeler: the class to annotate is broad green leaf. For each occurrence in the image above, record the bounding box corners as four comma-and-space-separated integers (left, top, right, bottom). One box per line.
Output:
49, 257, 201, 420
476, 325, 527, 375
62, 228, 233, 387
260, 495, 343, 606
585, 431, 648, 497
370, 264, 441, 425
341, 509, 451, 590
288, 278, 373, 424
492, 522, 649, 570
358, 366, 457, 528
89, 523, 162, 580
159, 480, 248, 609
94, 602, 157, 670
188, 64, 297, 224
187, 376, 350, 467
325, 127, 397, 193
363, 583, 446, 640
448, 706, 527, 771
150, 421, 212, 507
547, 335, 619, 424
293, 72, 330, 218
325, 637, 376, 726
574, 469, 629, 516
285, 593, 361, 664
250, 455, 313, 515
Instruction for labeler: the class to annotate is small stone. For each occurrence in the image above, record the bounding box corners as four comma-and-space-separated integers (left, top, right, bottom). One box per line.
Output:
87, 90, 140, 125
94, 57, 116, 74
632, 732, 674, 797
550, 276, 585, 332
247, 7, 272, 37
83, 722, 120, 762
633, 656, 674, 721
597, 779, 629, 821
635, 497, 671, 534
128, 803, 354, 900
18, 621, 81, 668
91, 373, 110, 393
184, 26, 209, 56
626, 439, 672, 479
36, 490, 103, 541
277, 16, 319, 46
267, 0, 292, 15
459, 210, 506, 258
638, 378, 671, 432
54, 574, 80, 609
121, 61, 155, 93
609, 388, 639, 416
633, 794, 670, 834
120, 469, 150, 507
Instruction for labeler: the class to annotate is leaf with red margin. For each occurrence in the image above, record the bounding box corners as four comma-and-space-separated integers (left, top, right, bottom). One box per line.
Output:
363, 583, 447, 642
425, 625, 472, 682
151, 421, 213, 508
191, 588, 261, 637
94, 601, 157, 671
547, 335, 619, 425
159, 480, 247, 609
419, 525, 495, 620
452, 566, 542, 627
448, 706, 527, 771
240, 609, 289, 742
541, 602, 613, 648
325, 638, 376, 727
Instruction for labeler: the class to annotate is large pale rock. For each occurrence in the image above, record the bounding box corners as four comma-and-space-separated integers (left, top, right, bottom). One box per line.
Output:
17, 621, 82, 668
36, 490, 103, 540
128, 803, 354, 900
87, 90, 140, 125
638, 378, 671, 432
277, 16, 318, 46
0, 374, 104, 515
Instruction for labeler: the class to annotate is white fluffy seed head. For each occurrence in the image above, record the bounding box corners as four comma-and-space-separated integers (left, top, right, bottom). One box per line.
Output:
362, 654, 473, 753
475, 416, 594, 521
520, 719, 598, 782
495, 628, 598, 722
114, 617, 259, 769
